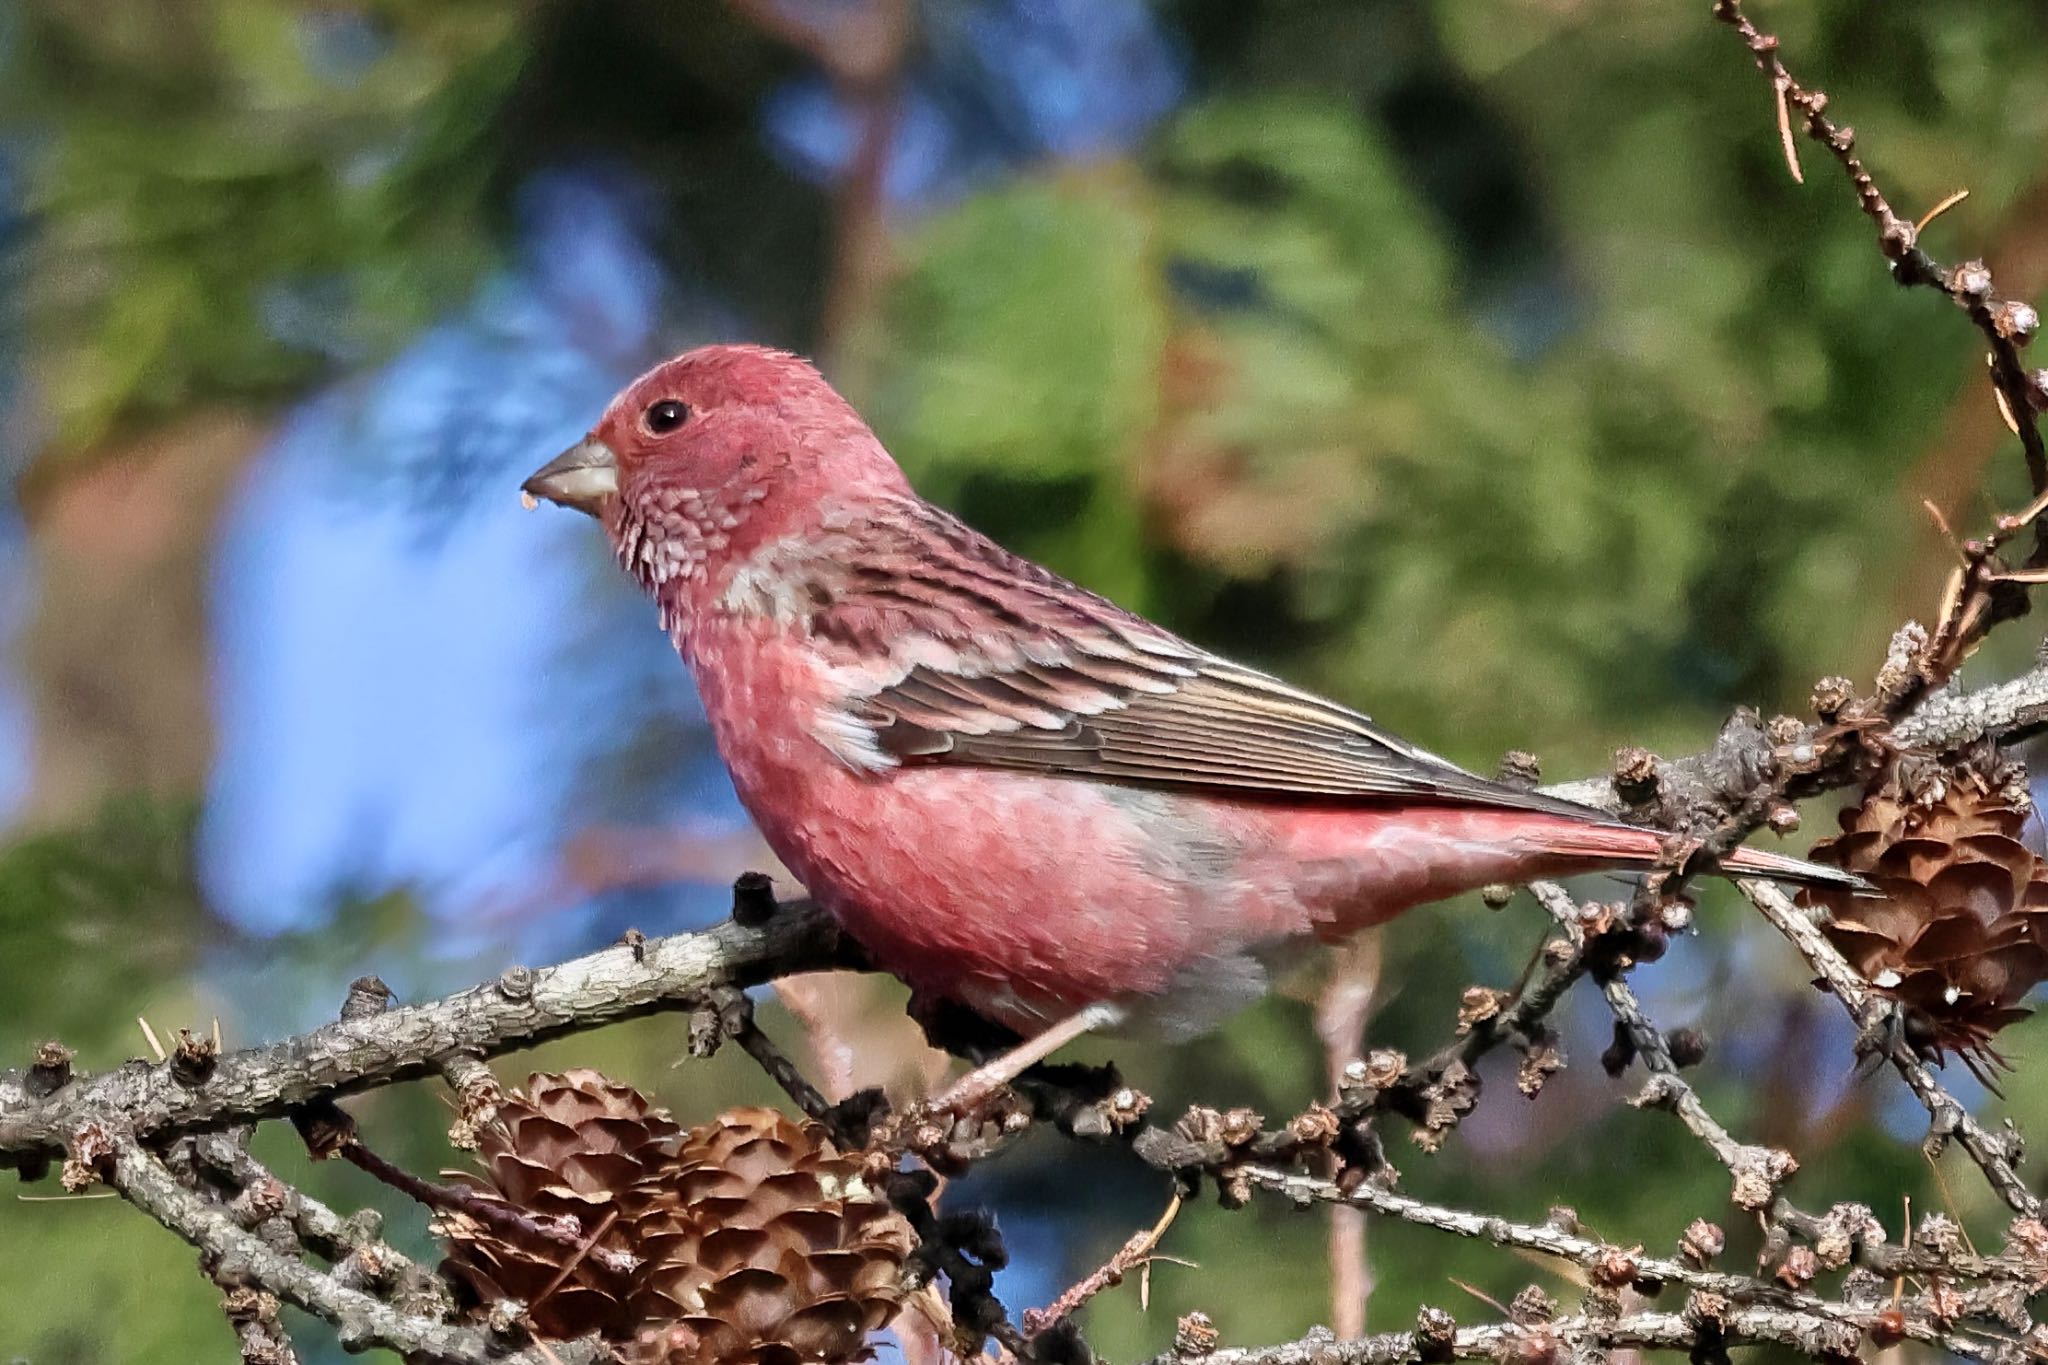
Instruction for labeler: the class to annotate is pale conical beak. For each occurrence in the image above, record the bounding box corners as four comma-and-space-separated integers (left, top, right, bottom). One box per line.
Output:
522, 438, 618, 517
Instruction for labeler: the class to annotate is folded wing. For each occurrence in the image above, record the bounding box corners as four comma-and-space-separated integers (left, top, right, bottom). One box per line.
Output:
780, 498, 1609, 823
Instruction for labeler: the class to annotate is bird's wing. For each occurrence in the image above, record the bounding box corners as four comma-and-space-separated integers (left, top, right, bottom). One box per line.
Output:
765, 498, 1605, 821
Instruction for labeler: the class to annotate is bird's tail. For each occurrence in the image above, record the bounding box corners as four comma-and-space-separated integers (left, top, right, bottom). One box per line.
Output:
1529, 815, 1872, 894
1713, 842, 1873, 893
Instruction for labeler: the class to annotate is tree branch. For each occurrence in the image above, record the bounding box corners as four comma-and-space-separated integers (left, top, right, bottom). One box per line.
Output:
1525, 883, 1798, 1212
1224, 1165, 2004, 1361
106, 1135, 591, 1365
1146, 1305, 1868, 1365
0, 901, 853, 1165
1541, 662, 2048, 818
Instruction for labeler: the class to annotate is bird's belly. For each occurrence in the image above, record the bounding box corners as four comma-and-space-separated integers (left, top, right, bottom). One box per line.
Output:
763, 761, 1307, 1036
686, 632, 1298, 1034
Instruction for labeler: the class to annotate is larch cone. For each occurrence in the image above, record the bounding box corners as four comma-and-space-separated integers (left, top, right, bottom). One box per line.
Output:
435, 1073, 914, 1363
437, 1069, 680, 1339
1802, 747, 2048, 1076
626, 1108, 914, 1365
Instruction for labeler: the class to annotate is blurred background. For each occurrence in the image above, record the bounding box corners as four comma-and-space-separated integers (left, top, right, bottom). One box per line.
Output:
6, 0, 2048, 1359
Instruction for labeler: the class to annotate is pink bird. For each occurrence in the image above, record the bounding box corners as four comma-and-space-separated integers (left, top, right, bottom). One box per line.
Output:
524, 344, 1858, 1073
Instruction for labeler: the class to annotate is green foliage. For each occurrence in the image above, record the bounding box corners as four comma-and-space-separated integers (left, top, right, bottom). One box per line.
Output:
0, 794, 208, 1051
13, 1, 526, 459
0, 795, 230, 1359
863, 174, 1168, 608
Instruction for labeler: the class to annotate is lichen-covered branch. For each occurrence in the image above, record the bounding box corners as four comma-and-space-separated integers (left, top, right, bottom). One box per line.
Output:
1524, 882, 1797, 1211
1543, 662, 2048, 820
1147, 1306, 1868, 1365
105, 1136, 592, 1365
0, 900, 853, 1167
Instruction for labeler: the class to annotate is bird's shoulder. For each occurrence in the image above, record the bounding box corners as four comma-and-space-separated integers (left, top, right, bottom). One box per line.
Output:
714, 493, 1191, 662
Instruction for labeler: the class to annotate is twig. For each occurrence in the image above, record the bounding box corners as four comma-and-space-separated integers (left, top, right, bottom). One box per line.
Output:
191, 1126, 308, 1364
1023, 1191, 1183, 1334
696, 983, 835, 1125
187, 1133, 450, 1312
527, 1209, 619, 1323
1227, 1166, 2004, 1360
337, 1136, 638, 1278
1141, 1306, 1871, 1365
1540, 663, 2048, 816
1526, 883, 1798, 1211
774, 972, 864, 1102
1315, 935, 1383, 1337
220, 1285, 300, 1365
1715, 0, 2048, 685
437, 1051, 503, 1152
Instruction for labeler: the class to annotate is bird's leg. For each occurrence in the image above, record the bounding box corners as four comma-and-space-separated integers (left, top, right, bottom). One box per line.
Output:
928, 1001, 1126, 1114
908, 991, 1026, 1062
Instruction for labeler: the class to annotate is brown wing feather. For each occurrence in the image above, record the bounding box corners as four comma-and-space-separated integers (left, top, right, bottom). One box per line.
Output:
794, 498, 1605, 821
878, 666, 1598, 814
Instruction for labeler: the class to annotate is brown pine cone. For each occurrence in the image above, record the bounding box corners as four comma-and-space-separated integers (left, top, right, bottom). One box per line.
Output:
438, 1069, 680, 1339
1804, 749, 2048, 1072
626, 1108, 914, 1365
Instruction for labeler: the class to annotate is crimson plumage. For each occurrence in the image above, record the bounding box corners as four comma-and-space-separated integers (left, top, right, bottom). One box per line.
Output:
525, 344, 1860, 1040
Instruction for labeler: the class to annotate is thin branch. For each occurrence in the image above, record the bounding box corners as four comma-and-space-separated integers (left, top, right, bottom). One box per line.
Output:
1541, 662, 2048, 817
436, 1052, 503, 1153
187, 1133, 450, 1312
219, 1285, 301, 1365
1228, 1166, 2005, 1360
693, 984, 835, 1124
1315, 935, 1383, 1337
106, 1136, 589, 1365
1715, 0, 2048, 685
1526, 883, 1797, 1210
1023, 1191, 1183, 1335
193, 1127, 307, 1365
1143, 1305, 1870, 1365
336, 1136, 638, 1278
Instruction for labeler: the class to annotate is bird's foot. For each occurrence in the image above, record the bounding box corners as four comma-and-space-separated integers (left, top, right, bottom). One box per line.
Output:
926, 1001, 1125, 1117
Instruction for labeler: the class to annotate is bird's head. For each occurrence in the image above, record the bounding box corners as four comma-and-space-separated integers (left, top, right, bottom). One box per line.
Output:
523, 344, 911, 603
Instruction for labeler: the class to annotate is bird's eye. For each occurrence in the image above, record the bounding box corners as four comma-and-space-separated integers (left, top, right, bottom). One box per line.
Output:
642, 399, 690, 435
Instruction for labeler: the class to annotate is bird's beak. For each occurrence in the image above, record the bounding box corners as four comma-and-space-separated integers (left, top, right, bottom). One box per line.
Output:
522, 438, 618, 517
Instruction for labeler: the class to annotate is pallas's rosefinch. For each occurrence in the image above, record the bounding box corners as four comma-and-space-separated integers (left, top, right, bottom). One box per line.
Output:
524, 345, 1861, 1047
